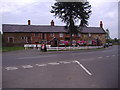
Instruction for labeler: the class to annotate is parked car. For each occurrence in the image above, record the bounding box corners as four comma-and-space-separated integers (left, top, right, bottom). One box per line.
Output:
109, 42, 113, 46
103, 43, 109, 48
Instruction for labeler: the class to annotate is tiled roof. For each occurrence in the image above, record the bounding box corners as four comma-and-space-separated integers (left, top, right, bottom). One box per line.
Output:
80, 27, 106, 34
2, 24, 106, 34
2, 24, 68, 33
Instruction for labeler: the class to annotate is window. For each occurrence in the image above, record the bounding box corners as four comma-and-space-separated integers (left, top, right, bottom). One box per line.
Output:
72, 40, 76, 45
77, 33, 81, 37
65, 38, 70, 40
21, 37, 23, 40
21, 37, 24, 40
88, 33, 92, 37
8, 37, 14, 43
59, 33, 63, 37
88, 41, 92, 44
21, 37, 27, 40
50, 33, 55, 37
44, 33, 46, 39
26, 37, 31, 43
42, 33, 46, 39
35, 32, 39, 37
66, 32, 69, 35
72, 34, 75, 36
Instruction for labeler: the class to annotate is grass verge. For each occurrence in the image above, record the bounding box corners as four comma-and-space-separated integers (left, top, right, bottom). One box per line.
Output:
2, 46, 24, 52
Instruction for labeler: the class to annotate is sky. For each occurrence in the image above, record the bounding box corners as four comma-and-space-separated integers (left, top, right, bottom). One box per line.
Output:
0, 0, 119, 39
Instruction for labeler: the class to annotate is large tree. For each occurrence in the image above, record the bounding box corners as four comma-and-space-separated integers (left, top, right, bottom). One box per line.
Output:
51, 0, 92, 45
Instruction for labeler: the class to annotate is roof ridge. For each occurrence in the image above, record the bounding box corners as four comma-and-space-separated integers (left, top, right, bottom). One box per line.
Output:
2, 24, 65, 27
3, 24, 102, 28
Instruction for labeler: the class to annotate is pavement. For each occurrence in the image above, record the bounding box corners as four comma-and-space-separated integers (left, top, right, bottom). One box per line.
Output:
2, 45, 119, 88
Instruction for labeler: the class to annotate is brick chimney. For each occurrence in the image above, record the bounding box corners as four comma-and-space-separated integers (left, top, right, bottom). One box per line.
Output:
28, 20, 31, 25
51, 20, 54, 26
100, 21, 103, 28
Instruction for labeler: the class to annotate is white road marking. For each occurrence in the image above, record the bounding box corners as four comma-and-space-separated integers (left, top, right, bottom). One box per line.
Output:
18, 55, 57, 59
5, 67, 18, 70
22, 65, 33, 69
112, 55, 116, 57
106, 56, 110, 58
48, 62, 60, 65
35, 64, 47, 67
59, 61, 71, 64
98, 57, 103, 59
73, 60, 92, 76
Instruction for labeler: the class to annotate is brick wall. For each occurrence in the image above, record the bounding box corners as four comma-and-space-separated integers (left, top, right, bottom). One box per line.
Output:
3, 33, 32, 46
2, 32, 106, 46
80, 33, 106, 44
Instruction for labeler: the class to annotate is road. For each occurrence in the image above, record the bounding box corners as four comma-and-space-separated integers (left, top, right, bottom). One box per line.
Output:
2, 45, 119, 88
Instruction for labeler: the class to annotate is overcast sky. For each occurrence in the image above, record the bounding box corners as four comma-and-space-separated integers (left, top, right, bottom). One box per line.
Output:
0, 0, 119, 39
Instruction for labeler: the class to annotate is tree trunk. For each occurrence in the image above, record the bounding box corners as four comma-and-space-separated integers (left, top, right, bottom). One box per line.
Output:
70, 33, 72, 46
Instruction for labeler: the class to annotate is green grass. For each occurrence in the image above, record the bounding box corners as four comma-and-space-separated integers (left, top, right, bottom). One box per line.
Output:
113, 43, 120, 45
2, 46, 24, 52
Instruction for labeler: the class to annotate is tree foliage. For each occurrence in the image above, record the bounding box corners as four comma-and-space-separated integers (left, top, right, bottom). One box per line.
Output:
51, 1, 92, 45
51, 1, 92, 28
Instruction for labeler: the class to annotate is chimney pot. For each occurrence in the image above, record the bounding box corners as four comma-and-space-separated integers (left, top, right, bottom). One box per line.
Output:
28, 20, 31, 25
100, 21, 103, 28
51, 20, 54, 26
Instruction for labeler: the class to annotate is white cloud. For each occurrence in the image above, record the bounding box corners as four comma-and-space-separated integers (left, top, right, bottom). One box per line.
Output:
88, 1, 118, 39
1, 0, 36, 4
0, 0, 119, 39
0, 0, 51, 13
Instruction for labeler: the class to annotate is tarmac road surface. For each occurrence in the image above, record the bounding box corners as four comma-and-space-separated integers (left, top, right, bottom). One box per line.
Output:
2, 45, 119, 88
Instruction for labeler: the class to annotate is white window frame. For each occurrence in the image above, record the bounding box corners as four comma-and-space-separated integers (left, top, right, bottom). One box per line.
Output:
59, 33, 64, 37
21, 37, 25, 40
21, 37, 27, 40
88, 33, 92, 37
72, 34, 75, 37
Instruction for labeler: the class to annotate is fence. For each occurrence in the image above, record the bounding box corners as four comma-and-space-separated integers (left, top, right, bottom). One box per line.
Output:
24, 44, 103, 51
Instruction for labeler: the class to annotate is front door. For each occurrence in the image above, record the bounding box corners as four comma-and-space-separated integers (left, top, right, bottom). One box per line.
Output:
27, 37, 31, 43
